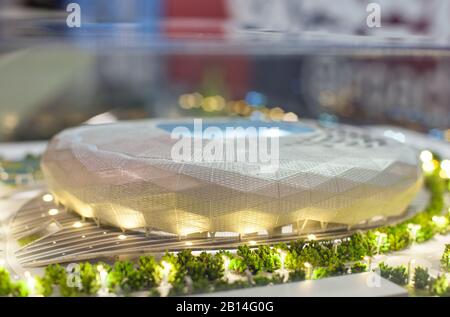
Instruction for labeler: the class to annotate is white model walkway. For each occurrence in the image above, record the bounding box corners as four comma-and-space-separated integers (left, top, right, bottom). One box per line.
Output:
197, 272, 407, 297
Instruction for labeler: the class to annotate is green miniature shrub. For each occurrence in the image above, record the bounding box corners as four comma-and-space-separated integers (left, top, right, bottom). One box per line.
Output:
0, 267, 13, 296
441, 245, 450, 271
351, 262, 367, 274
288, 269, 306, 282
378, 262, 408, 285
413, 267, 430, 290
431, 275, 449, 296
312, 267, 329, 280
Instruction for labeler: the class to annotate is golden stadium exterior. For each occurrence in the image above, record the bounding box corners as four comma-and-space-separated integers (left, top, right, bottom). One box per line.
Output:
41, 118, 422, 236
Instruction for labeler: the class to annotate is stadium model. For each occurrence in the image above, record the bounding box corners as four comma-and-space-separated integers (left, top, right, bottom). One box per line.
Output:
41, 118, 422, 237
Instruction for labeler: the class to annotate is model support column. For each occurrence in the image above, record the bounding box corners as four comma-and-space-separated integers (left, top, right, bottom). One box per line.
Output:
297, 219, 308, 235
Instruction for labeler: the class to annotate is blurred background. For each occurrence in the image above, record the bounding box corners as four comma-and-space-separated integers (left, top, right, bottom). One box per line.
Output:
0, 0, 450, 142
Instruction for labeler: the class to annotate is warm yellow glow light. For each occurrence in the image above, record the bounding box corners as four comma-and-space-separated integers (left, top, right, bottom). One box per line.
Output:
27, 273, 41, 292
118, 234, 127, 240
48, 209, 59, 216
249, 240, 257, 246
42, 194, 54, 202
277, 249, 287, 264
202, 96, 226, 112
432, 216, 447, 227
179, 92, 203, 110
72, 221, 82, 228
307, 234, 317, 241
420, 150, 433, 163
439, 170, 449, 179
231, 100, 252, 116
269, 107, 284, 121
304, 262, 312, 279
185, 241, 193, 246
375, 231, 387, 238
422, 161, 437, 173
282, 112, 299, 122
407, 223, 421, 235
161, 261, 172, 276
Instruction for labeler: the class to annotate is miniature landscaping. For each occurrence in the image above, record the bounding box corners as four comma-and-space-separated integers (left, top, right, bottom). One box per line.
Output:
0, 151, 449, 297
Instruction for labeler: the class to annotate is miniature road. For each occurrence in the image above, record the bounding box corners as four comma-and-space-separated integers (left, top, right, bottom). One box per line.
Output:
2, 184, 430, 271
0, 186, 44, 277
372, 234, 450, 279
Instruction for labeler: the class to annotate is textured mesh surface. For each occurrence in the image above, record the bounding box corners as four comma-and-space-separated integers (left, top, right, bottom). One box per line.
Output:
41, 118, 422, 235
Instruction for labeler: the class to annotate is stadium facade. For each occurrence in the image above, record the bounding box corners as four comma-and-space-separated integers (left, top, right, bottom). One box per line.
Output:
41, 119, 422, 236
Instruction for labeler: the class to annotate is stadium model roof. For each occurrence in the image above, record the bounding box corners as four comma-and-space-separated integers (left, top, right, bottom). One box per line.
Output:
41, 118, 422, 236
